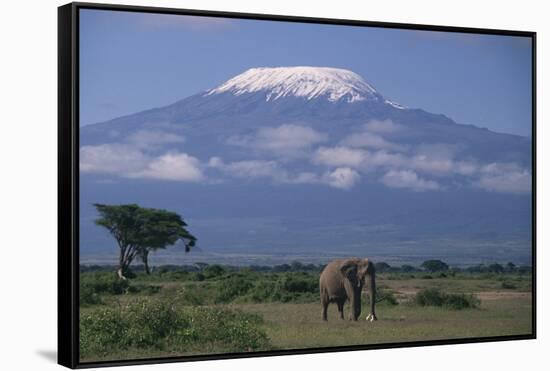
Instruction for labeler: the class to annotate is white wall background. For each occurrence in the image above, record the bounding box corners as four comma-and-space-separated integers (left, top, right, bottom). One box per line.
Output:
0, 0, 546, 369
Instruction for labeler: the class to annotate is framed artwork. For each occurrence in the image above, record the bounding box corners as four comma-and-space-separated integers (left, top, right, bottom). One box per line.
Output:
58, 2, 536, 368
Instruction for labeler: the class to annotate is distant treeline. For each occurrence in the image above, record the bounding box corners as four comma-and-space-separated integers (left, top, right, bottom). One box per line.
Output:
80, 259, 532, 275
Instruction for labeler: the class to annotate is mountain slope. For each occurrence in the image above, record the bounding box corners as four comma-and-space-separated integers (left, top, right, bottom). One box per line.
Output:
79, 66, 532, 264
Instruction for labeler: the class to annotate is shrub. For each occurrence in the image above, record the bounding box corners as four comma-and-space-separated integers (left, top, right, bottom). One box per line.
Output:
203, 264, 226, 279
174, 283, 213, 306
247, 279, 280, 302
79, 301, 270, 358
501, 281, 517, 289
414, 288, 445, 307
80, 272, 130, 296
280, 272, 317, 293
364, 288, 398, 306
180, 307, 270, 351
374, 262, 392, 273
413, 288, 480, 310
79, 272, 163, 307
80, 307, 127, 356
400, 265, 417, 273
444, 293, 480, 310
421, 260, 449, 272
214, 276, 254, 303
80, 285, 103, 306
127, 283, 161, 296
488, 263, 505, 273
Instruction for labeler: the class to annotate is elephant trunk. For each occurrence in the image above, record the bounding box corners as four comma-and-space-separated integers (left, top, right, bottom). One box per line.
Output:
354, 288, 361, 320
349, 290, 360, 321
367, 269, 377, 321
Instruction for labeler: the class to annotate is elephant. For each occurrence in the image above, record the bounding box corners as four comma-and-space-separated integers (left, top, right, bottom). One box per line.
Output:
319, 258, 377, 321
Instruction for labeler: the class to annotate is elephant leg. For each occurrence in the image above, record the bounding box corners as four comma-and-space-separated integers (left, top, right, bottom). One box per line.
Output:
337, 300, 345, 320
348, 299, 358, 321
321, 300, 328, 321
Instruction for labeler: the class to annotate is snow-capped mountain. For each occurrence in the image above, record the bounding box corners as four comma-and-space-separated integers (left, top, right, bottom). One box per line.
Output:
206, 66, 395, 105
79, 66, 532, 265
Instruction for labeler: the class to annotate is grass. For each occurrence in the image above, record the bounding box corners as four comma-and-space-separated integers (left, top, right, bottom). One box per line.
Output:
234, 298, 531, 349
79, 270, 533, 362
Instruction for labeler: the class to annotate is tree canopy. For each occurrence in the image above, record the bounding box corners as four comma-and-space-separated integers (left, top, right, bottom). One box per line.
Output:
421, 259, 449, 272
94, 203, 196, 279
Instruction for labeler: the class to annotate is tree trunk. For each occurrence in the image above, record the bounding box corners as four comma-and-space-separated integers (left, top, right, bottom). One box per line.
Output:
142, 250, 150, 274
117, 250, 127, 280
117, 245, 133, 280
117, 266, 127, 280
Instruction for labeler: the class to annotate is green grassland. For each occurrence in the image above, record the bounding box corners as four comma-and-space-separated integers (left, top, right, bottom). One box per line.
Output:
79, 267, 533, 363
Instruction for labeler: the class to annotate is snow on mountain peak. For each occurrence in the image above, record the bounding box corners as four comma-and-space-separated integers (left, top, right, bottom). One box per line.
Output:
206, 66, 396, 104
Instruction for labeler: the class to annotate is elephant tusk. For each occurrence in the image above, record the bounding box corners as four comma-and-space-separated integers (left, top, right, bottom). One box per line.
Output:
365, 314, 378, 322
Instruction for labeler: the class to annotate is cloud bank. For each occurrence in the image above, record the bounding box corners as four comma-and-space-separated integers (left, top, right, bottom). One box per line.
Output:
80, 121, 531, 194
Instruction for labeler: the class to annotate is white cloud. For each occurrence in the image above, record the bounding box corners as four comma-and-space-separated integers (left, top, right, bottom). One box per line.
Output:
364, 119, 404, 134
209, 156, 360, 190
227, 124, 327, 156
80, 144, 149, 174
128, 153, 203, 182
410, 154, 454, 174
80, 144, 203, 182
381, 170, 440, 192
454, 161, 479, 176
127, 130, 185, 148
474, 163, 531, 194
322, 168, 361, 190
209, 157, 284, 180
341, 132, 405, 151
313, 146, 367, 167
291, 172, 319, 184
363, 150, 408, 169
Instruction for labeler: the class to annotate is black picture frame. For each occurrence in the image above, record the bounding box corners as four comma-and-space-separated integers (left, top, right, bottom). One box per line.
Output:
58, 2, 537, 369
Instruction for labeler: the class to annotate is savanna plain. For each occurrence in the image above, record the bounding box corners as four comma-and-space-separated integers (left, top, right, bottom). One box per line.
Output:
79, 262, 532, 363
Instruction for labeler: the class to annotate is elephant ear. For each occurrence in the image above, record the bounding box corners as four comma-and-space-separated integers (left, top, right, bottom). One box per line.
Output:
366, 259, 375, 274
340, 262, 358, 281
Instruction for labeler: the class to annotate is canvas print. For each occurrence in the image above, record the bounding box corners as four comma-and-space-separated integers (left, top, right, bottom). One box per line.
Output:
78, 8, 533, 363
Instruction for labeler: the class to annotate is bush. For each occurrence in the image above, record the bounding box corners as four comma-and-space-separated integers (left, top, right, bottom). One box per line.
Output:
80, 300, 270, 358
501, 281, 517, 289
173, 283, 215, 306
80, 285, 103, 306
80, 272, 162, 306
80, 307, 128, 356
247, 279, 280, 302
203, 264, 226, 279
374, 262, 392, 273
179, 307, 270, 351
364, 288, 398, 306
215, 276, 254, 303
127, 283, 161, 296
414, 288, 445, 306
421, 260, 449, 272
280, 272, 317, 293
413, 288, 479, 310
444, 293, 480, 310
80, 272, 130, 295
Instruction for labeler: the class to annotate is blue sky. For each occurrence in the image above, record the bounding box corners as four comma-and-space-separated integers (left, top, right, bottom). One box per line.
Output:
80, 9, 532, 136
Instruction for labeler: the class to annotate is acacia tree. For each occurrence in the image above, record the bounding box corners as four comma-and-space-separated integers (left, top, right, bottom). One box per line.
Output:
136, 207, 196, 275
421, 259, 449, 272
94, 204, 196, 279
